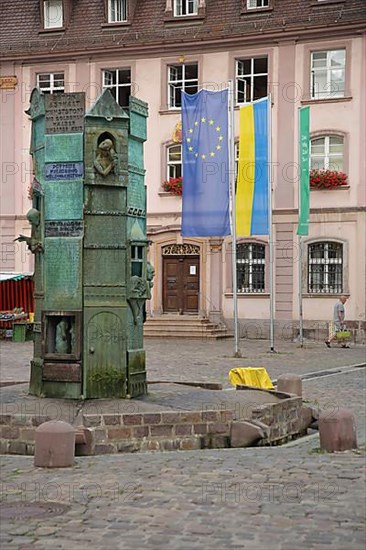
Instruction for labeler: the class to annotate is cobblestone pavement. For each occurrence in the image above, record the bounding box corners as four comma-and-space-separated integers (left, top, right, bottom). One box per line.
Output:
0, 363, 365, 549
1, 338, 365, 386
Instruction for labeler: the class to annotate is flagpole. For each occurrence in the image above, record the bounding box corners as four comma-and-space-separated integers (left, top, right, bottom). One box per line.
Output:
298, 235, 304, 347
268, 94, 275, 352
298, 106, 304, 347
297, 105, 310, 345
228, 80, 241, 357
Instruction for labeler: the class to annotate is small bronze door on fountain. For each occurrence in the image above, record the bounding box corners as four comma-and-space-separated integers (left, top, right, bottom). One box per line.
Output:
163, 256, 199, 313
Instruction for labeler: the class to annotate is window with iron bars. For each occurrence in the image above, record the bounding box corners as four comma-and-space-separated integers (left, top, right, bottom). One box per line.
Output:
237, 243, 265, 293
108, 0, 127, 22
308, 242, 343, 293
247, 0, 269, 9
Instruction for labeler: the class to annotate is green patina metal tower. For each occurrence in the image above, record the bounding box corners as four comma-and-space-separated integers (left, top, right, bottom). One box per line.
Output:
24, 89, 149, 399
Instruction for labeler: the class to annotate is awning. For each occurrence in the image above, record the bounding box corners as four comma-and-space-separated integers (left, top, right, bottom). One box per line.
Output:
0, 273, 33, 282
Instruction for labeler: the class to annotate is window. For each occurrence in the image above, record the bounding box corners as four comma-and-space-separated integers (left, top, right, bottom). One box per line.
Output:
37, 72, 65, 94
308, 242, 343, 293
168, 64, 198, 109
236, 57, 268, 104
247, 0, 269, 8
103, 68, 131, 107
310, 135, 344, 171
108, 0, 127, 23
311, 50, 345, 99
237, 243, 265, 293
174, 0, 198, 16
43, 0, 63, 28
167, 144, 182, 179
131, 245, 144, 277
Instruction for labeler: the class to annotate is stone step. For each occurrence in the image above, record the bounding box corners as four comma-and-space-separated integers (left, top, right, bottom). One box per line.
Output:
144, 330, 229, 339
143, 316, 229, 339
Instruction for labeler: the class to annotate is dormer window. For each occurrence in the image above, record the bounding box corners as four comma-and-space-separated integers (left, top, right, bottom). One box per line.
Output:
247, 0, 269, 8
174, 0, 198, 17
108, 0, 127, 23
43, 0, 63, 28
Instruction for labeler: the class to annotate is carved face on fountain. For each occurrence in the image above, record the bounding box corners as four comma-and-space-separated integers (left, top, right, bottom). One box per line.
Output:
26, 208, 40, 227
98, 139, 114, 152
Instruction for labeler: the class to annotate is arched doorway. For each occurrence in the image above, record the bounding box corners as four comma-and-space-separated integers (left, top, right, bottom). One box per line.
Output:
162, 244, 200, 314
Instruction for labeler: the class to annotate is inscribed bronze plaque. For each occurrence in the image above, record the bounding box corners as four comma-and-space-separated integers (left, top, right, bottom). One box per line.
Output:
45, 93, 85, 134
45, 162, 83, 181
45, 220, 83, 237
43, 363, 81, 382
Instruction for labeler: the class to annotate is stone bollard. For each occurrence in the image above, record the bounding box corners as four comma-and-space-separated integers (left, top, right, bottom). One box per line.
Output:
277, 373, 302, 397
319, 408, 357, 452
34, 421, 75, 468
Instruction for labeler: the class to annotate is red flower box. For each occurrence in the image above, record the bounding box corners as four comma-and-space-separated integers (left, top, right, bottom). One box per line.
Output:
309, 169, 348, 189
162, 177, 183, 196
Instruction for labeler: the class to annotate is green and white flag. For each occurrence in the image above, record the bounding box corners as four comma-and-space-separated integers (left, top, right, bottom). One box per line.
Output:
297, 106, 310, 236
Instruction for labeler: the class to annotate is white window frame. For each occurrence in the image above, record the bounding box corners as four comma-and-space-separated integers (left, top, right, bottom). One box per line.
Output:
37, 72, 65, 94
43, 0, 63, 29
237, 243, 266, 293
235, 57, 268, 104
108, 0, 127, 23
247, 0, 269, 9
167, 144, 182, 180
310, 135, 344, 171
102, 68, 131, 107
311, 49, 346, 100
168, 63, 198, 109
174, 0, 198, 16
308, 241, 343, 294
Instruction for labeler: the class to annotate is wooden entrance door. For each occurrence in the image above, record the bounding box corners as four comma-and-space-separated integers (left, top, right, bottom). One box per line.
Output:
163, 256, 199, 313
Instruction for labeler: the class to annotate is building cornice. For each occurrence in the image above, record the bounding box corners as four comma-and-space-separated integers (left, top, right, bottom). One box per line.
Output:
1, 20, 365, 64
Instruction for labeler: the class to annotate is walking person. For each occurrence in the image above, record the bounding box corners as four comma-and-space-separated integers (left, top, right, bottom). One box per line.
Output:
325, 295, 350, 348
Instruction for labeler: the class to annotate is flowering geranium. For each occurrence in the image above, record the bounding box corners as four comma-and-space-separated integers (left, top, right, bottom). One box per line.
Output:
162, 177, 183, 196
309, 169, 348, 189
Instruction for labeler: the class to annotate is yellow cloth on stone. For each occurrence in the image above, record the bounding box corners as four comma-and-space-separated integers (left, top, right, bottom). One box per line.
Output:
228, 367, 274, 389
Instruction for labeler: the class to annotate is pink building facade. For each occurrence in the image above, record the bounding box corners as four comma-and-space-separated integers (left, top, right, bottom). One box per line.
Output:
1, 0, 365, 337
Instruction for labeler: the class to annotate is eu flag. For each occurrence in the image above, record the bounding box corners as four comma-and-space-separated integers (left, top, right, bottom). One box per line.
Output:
181, 89, 230, 237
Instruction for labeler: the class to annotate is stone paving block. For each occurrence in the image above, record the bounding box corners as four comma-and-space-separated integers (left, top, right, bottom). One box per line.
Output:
8, 440, 27, 454
230, 421, 265, 448
0, 439, 9, 453
201, 410, 220, 422
142, 413, 161, 424
319, 408, 358, 452
107, 427, 132, 440
19, 428, 36, 441
93, 443, 116, 455
193, 423, 207, 435
0, 426, 19, 439
161, 412, 182, 424
132, 426, 149, 438
82, 415, 102, 427
150, 424, 173, 438
179, 438, 202, 450
0, 415, 12, 425
174, 424, 192, 436
116, 441, 140, 453
103, 414, 122, 425
207, 422, 230, 434
277, 373, 302, 396
122, 414, 143, 425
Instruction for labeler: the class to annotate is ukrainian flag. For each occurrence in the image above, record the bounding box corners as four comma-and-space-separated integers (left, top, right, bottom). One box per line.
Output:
236, 97, 270, 236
